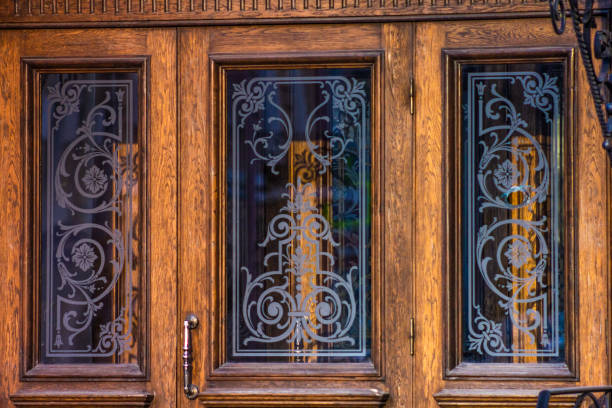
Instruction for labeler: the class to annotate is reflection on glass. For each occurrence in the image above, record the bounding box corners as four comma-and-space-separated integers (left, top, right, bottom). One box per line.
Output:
39, 72, 140, 364
226, 68, 372, 363
461, 63, 565, 363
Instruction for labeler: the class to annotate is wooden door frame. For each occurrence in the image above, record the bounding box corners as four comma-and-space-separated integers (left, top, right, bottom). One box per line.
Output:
2, 28, 177, 408
413, 17, 610, 408
177, 23, 416, 407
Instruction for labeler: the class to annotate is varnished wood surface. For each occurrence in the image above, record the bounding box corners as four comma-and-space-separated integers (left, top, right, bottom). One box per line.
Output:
199, 387, 389, 407
0, 16, 610, 408
414, 17, 609, 408
433, 388, 577, 407
413, 20, 443, 408
146, 27, 178, 408
178, 26, 212, 408
574, 16, 610, 391
382, 21, 414, 408
209, 51, 383, 381
442, 47, 578, 381
20, 56, 150, 380
178, 23, 405, 404
0, 29, 22, 408
10, 390, 154, 407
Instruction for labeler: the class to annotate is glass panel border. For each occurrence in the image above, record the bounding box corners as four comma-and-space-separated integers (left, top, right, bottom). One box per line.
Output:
21, 57, 150, 380
442, 48, 578, 381
210, 53, 384, 380
225, 68, 372, 362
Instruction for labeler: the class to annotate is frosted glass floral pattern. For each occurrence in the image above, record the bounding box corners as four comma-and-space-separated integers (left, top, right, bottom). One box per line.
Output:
40, 72, 140, 363
461, 63, 565, 363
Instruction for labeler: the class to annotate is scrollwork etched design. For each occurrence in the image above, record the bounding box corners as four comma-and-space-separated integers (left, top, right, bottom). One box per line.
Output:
465, 71, 562, 358
231, 76, 366, 175
44, 77, 137, 359
476, 80, 552, 210
241, 181, 357, 347
468, 305, 508, 355
474, 217, 550, 350
229, 71, 370, 359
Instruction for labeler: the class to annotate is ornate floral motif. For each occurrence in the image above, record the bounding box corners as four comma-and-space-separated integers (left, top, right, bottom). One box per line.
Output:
493, 160, 520, 190
475, 217, 549, 350
519, 73, 558, 122
93, 307, 132, 355
466, 71, 561, 358
476, 81, 551, 210
232, 76, 366, 175
230, 73, 369, 359
504, 240, 532, 269
81, 165, 109, 194
71, 243, 98, 271
468, 306, 509, 355
45, 78, 137, 358
241, 181, 357, 347
47, 81, 86, 125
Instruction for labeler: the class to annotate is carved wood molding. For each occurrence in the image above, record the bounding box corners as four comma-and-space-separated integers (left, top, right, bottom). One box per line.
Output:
434, 389, 577, 408
1, 0, 558, 27
9, 390, 154, 407
198, 387, 389, 407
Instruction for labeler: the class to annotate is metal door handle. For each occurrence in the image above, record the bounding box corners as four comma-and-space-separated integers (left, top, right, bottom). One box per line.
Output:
183, 313, 200, 400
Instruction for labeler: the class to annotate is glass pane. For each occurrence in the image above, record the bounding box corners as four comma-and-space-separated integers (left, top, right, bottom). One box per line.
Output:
40, 72, 141, 364
226, 67, 372, 363
461, 63, 565, 363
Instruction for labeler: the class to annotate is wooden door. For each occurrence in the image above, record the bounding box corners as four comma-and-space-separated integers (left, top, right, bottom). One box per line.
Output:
1, 29, 178, 407
178, 23, 416, 407
413, 18, 610, 408
3, 17, 606, 408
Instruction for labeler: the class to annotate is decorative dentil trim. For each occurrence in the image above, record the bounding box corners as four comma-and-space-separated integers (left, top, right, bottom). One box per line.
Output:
4, 0, 554, 26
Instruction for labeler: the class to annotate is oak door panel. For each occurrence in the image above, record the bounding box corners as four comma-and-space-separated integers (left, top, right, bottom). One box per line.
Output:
178, 23, 415, 407
413, 18, 608, 408
0, 28, 177, 407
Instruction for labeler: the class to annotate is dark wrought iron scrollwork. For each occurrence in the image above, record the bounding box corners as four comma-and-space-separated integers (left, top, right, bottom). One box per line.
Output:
547, 0, 612, 164
537, 386, 612, 408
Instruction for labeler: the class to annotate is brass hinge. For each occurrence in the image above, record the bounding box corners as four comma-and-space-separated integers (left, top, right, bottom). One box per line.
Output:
409, 77, 415, 115
409, 317, 415, 356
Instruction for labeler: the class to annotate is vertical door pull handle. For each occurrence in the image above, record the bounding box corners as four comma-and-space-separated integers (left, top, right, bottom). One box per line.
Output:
183, 313, 200, 400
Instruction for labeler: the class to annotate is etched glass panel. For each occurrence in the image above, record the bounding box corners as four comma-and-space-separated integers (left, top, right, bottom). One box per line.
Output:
40, 73, 141, 364
226, 68, 372, 363
461, 63, 565, 363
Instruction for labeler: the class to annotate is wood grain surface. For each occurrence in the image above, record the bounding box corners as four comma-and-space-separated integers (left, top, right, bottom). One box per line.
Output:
382, 21, 415, 408
179, 23, 401, 405
10, 390, 154, 407
146, 27, 178, 408
0, 28, 22, 408
178, 26, 211, 408
0, 0, 562, 28
0, 15, 610, 408
414, 17, 609, 408
1, 28, 177, 407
